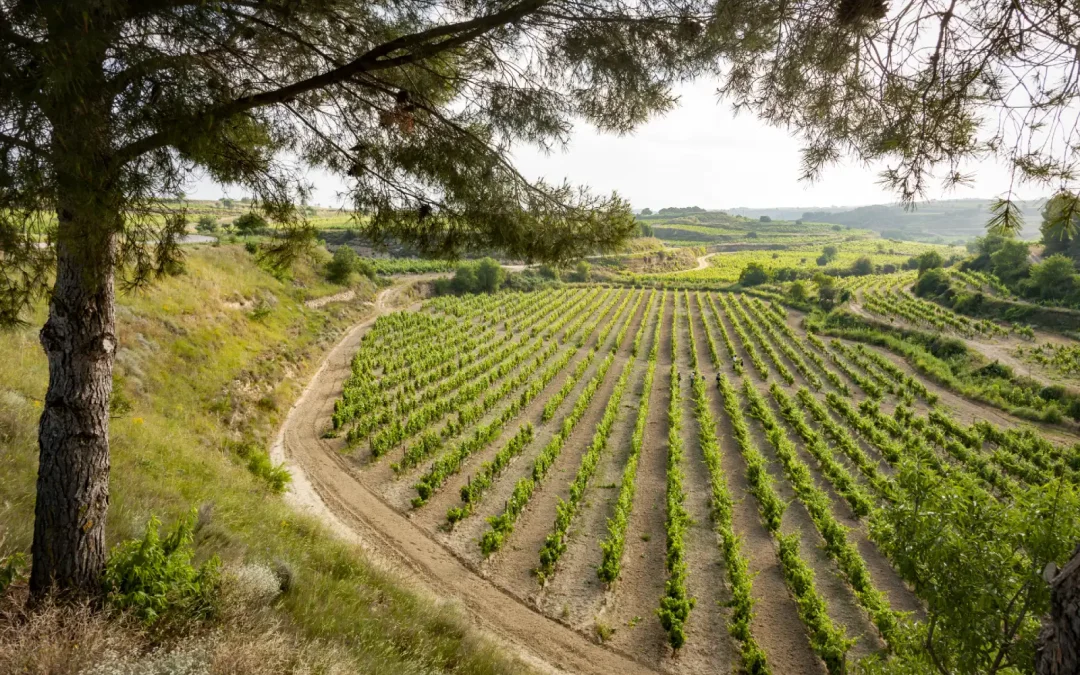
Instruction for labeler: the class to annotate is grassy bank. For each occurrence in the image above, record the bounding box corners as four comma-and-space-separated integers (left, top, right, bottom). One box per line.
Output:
0, 245, 525, 674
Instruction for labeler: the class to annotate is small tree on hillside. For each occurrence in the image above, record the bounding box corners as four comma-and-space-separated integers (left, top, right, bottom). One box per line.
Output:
851, 256, 874, 276
991, 240, 1033, 283
451, 264, 479, 294
917, 250, 944, 273
738, 262, 769, 286
325, 246, 360, 285
475, 258, 506, 292
196, 216, 219, 234
574, 261, 592, 282
1040, 191, 1080, 259
788, 280, 808, 303
233, 212, 268, 236
1029, 255, 1077, 301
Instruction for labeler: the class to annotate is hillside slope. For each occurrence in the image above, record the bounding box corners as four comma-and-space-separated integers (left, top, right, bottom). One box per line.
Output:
0, 245, 526, 674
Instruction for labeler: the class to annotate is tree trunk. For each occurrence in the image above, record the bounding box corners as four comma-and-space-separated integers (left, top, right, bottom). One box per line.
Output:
29, 210, 117, 599
27, 3, 121, 602
1036, 544, 1080, 675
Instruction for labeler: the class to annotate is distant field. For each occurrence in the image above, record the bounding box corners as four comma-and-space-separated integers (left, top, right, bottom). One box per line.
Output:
632, 240, 962, 284
642, 211, 875, 247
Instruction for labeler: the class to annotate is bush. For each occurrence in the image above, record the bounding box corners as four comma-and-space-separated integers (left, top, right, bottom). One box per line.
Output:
914, 268, 949, 297
451, 264, 479, 293
974, 361, 1013, 379
103, 510, 221, 626
246, 451, 292, 492
196, 215, 218, 234
475, 257, 505, 292
573, 260, 591, 282
244, 241, 258, 254
990, 239, 1031, 282
1029, 254, 1076, 300
1040, 384, 1067, 402
850, 256, 874, 276
325, 246, 359, 285
538, 264, 560, 280
952, 292, 985, 314
233, 212, 267, 235
788, 280, 808, 302
928, 336, 967, 359
738, 262, 769, 286
917, 250, 944, 273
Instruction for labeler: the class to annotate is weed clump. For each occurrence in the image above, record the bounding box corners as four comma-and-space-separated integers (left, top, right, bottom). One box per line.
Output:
103, 510, 221, 627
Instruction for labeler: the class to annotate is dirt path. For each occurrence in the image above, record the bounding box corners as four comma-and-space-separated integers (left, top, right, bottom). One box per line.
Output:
693, 253, 716, 271
272, 278, 658, 675
305, 289, 356, 308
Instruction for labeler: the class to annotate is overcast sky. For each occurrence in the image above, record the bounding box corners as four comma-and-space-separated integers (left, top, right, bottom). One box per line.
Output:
189, 79, 1052, 211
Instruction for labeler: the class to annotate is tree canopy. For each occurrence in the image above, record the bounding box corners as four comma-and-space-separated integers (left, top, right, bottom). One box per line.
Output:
1041, 192, 1080, 258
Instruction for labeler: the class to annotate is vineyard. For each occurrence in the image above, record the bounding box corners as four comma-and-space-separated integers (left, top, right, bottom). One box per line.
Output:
637, 240, 962, 285
846, 272, 1007, 338
327, 285, 1080, 674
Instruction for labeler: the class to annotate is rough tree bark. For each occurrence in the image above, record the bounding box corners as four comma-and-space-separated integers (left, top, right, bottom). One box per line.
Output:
1036, 544, 1080, 675
29, 214, 117, 598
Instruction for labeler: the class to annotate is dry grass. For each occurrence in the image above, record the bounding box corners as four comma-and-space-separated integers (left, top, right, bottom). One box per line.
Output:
0, 562, 379, 675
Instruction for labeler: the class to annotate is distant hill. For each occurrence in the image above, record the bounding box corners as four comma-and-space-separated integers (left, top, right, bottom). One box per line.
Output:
725, 198, 1046, 242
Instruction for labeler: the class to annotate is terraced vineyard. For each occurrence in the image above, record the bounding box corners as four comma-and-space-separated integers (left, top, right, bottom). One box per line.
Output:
328, 285, 1080, 674
846, 272, 1007, 338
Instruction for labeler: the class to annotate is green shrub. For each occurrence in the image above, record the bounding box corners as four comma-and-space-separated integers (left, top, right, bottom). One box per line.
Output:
451, 264, 478, 293
475, 257, 505, 292
247, 451, 292, 493
196, 215, 218, 234
103, 510, 221, 626
538, 264, 560, 280
738, 262, 769, 286
233, 212, 268, 235
914, 268, 949, 297
917, 249, 944, 272
0, 552, 27, 594
1029, 254, 1077, 300
244, 241, 258, 254
356, 258, 376, 280
974, 361, 1013, 379
788, 280, 808, 302
325, 246, 360, 285
850, 256, 874, 276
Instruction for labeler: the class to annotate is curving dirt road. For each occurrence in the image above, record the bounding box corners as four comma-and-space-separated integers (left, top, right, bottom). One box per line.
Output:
271, 277, 658, 675
693, 252, 716, 270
